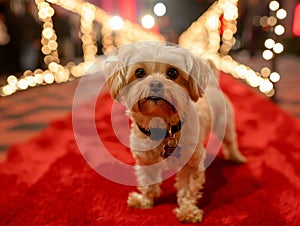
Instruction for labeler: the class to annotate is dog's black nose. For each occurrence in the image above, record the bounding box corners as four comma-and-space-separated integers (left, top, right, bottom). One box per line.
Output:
149, 81, 163, 93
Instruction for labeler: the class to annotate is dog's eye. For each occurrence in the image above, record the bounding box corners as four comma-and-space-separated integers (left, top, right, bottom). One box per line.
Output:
167, 68, 179, 79
135, 68, 146, 78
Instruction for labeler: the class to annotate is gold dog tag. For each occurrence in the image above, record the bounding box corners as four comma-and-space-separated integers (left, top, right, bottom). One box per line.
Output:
162, 138, 181, 158
161, 127, 182, 158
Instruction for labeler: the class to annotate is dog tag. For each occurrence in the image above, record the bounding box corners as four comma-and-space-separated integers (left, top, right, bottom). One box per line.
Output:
161, 128, 181, 158
161, 144, 181, 158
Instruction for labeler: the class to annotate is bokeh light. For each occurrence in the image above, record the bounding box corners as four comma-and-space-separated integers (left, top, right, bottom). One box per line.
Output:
276, 9, 287, 20
270, 72, 280, 83
264, 38, 275, 49
274, 24, 285, 35
153, 2, 167, 17
262, 50, 274, 60
269, 1, 280, 11
141, 14, 155, 29
273, 43, 284, 54
109, 16, 124, 31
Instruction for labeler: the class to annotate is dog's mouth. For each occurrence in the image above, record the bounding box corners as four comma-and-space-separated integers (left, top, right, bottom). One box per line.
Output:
146, 96, 164, 102
139, 96, 174, 107
136, 96, 177, 115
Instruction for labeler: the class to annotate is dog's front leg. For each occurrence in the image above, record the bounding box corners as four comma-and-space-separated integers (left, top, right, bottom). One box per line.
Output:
174, 150, 206, 223
127, 153, 162, 209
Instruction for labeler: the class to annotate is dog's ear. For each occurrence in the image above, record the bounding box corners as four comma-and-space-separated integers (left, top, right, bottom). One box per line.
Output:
186, 55, 212, 102
104, 54, 127, 100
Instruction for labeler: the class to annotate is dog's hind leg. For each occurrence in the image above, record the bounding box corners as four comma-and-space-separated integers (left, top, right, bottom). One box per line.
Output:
222, 101, 247, 163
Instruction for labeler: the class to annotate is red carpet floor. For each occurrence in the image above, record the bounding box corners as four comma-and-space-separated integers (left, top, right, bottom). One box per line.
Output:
0, 73, 299, 225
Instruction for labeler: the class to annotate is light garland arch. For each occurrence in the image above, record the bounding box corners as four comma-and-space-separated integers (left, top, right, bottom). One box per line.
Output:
0, 0, 284, 97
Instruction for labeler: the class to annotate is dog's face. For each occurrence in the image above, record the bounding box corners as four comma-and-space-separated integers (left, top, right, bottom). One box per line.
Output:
105, 42, 212, 119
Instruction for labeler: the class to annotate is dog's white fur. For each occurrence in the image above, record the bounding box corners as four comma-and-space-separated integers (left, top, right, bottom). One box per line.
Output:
105, 42, 246, 223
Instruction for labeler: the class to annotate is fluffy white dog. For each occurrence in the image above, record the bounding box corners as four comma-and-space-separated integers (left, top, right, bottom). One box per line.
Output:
105, 42, 246, 223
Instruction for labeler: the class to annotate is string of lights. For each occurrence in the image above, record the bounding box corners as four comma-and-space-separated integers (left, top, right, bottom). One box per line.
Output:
0, 0, 286, 97
179, 0, 286, 97
260, 1, 287, 90
0, 0, 163, 96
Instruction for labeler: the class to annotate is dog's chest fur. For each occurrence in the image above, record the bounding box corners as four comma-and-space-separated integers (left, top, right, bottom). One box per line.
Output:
129, 95, 211, 166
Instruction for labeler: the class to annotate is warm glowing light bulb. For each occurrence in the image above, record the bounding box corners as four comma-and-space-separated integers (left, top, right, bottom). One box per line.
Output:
207, 15, 219, 30
18, 79, 29, 90
42, 27, 54, 39
262, 50, 274, 60
153, 2, 166, 17
276, 9, 287, 20
25, 76, 36, 87
7, 75, 18, 86
223, 5, 238, 20
44, 73, 55, 84
259, 79, 273, 93
49, 62, 59, 72
269, 1, 280, 11
2, 85, 15, 95
273, 43, 284, 54
34, 74, 44, 84
274, 24, 285, 35
264, 38, 275, 49
48, 40, 58, 50
261, 67, 271, 77
259, 16, 269, 27
270, 72, 280, 82
247, 72, 260, 87
267, 16, 277, 26
141, 15, 155, 29
109, 16, 124, 31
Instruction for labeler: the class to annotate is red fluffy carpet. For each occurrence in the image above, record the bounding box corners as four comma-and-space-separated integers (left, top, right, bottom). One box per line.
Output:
0, 73, 300, 225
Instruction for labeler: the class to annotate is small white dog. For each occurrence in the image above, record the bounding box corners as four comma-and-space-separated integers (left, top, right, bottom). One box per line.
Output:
105, 42, 246, 223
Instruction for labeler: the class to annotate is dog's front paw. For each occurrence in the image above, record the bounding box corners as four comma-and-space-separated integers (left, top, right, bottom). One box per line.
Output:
174, 205, 203, 223
127, 192, 153, 209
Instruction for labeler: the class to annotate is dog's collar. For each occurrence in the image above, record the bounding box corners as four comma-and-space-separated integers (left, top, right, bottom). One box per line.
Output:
137, 119, 184, 140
